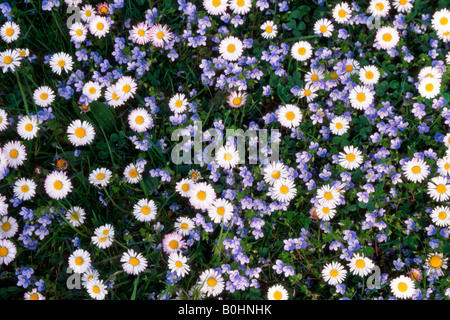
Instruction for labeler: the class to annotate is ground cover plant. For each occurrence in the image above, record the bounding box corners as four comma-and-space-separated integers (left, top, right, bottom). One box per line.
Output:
0, 0, 450, 301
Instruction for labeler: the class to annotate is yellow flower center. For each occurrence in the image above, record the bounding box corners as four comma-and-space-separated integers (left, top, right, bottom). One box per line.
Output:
212, 0, 221, 7
71, 211, 80, 221
175, 100, 183, 108
444, 163, 450, 170
129, 257, 139, 266
40, 93, 48, 100
365, 71, 374, 79
285, 111, 295, 121
96, 173, 105, 180
280, 185, 289, 194
441, 17, 449, 26
175, 261, 183, 268
399, 0, 407, 4
100, 6, 108, 14
346, 65, 353, 73
1, 222, 11, 231
169, 240, 179, 250
197, 191, 207, 200
217, 207, 225, 216
311, 74, 319, 82
141, 206, 150, 215
224, 153, 232, 161
304, 89, 311, 96
411, 166, 421, 174
181, 183, 189, 192
346, 153, 356, 162
75, 257, 84, 265
5, 28, 14, 37
429, 255, 443, 268
3, 56, 12, 64
128, 169, 138, 178
157, 31, 164, 39
53, 180, 63, 190
338, 9, 346, 18
330, 269, 338, 277
227, 44, 236, 53
382, 33, 392, 42
138, 29, 145, 37
76, 29, 83, 36
207, 277, 217, 287
191, 172, 198, 180
92, 286, 100, 294
135, 116, 144, 124
336, 122, 343, 130
397, 282, 408, 292
324, 192, 333, 201
29, 293, 39, 300
320, 25, 327, 33
180, 223, 188, 230
97, 23, 104, 31
25, 123, 33, 132
233, 97, 242, 105
0, 247, 7, 257
425, 83, 434, 92
437, 184, 447, 194
439, 211, 447, 220
298, 47, 306, 55
376, 3, 384, 11
355, 259, 365, 269
273, 291, 282, 300
75, 127, 86, 138
9, 149, 18, 159
58, 60, 66, 67
112, 93, 120, 101
265, 26, 272, 34
21, 185, 29, 193
271, 170, 280, 179
85, 10, 92, 17
237, 0, 245, 6
357, 93, 366, 102
322, 207, 330, 214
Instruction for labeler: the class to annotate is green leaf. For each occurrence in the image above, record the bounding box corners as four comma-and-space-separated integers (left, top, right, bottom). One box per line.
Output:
89, 101, 116, 133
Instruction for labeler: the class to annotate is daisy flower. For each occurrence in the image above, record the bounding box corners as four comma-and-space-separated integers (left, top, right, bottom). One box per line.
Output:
69, 22, 88, 43
219, 36, 244, 61
33, 86, 55, 107
67, 119, 96, 147
314, 18, 334, 37
0, 21, 20, 43
0, 109, 8, 131
17, 115, 39, 140
96, 2, 110, 14
432, 8, 450, 33
215, 145, 240, 170
174, 217, 195, 236
24, 288, 45, 300
401, 158, 430, 183
427, 176, 450, 202
393, 0, 413, 13
92, 224, 114, 249
198, 269, 225, 297
68, 249, 91, 274
229, 0, 251, 15
123, 163, 143, 184
267, 284, 289, 300
338, 146, 364, 170
188, 182, 216, 211
169, 93, 189, 113
349, 85, 374, 110
208, 198, 234, 224
116, 76, 137, 101
65, 206, 87, 227
332, 2, 352, 23
162, 232, 187, 255
305, 68, 324, 85
315, 203, 337, 221
316, 184, 341, 207
88, 167, 112, 187
368, 0, 391, 17
359, 65, 380, 85
291, 41, 313, 62
322, 261, 347, 285
49, 52, 73, 75
128, 108, 153, 133
13, 178, 36, 201
0, 216, 18, 239
425, 252, 448, 276
270, 178, 297, 202
418, 77, 441, 99
149, 23, 173, 48
133, 198, 158, 222
348, 253, 375, 277
86, 278, 107, 300
104, 84, 125, 108
80, 4, 96, 22
188, 169, 202, 182
330, 116, 350, 136
299, 83, 319, 102
168, 252, 190, 277
82, 81, 102, 101
129, 22, 151, 45
81, 267, 100, 288
227, 91, 247, 108
375, 26, 400, 50
2, 140, 27, 169
0, 49, 22, 73
89, 16, 110, 38
418, 66, 442, 81
44, 171, 73, 200
409, 268, 422, 282
176, 178, 194, 197
390, 275, 415, 299
0, 239, 16, 265
261, 20, 277, 39
431, 206, 450, 227
121, 249, 148, 275
263, 161, 289, 186
203, 0, 228, 15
